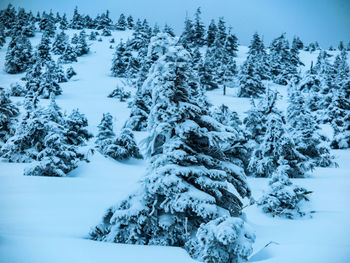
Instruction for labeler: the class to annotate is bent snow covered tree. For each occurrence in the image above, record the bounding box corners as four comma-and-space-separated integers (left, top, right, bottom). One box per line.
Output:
90, 45, 255, 262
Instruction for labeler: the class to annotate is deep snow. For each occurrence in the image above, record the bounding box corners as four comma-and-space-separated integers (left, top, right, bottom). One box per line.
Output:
0, 30, 349, 263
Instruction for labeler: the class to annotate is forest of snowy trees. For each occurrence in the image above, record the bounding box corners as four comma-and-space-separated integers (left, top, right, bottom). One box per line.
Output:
0, 4, 349, 263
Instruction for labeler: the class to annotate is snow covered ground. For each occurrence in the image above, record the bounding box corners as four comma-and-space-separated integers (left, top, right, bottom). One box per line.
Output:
0, 30, 349, 263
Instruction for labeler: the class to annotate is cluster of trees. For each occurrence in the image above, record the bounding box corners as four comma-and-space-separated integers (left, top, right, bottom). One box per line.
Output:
0, 92, 90, 176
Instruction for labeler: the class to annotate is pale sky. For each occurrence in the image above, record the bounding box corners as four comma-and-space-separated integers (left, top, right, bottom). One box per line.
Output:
1, 0, 349, 47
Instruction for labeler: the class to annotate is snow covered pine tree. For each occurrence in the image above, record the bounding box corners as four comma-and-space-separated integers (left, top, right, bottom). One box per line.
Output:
90, 45, 254, 263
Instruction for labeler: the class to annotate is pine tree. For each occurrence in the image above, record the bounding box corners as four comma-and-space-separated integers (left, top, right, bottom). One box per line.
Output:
24, 96, 84, 177
248, 89, 311, 178
75, 30, 89, 56
58, 44, 77, 63
70, 6, 84, 29
116, 13, 127, 30
292, 36, 304, 50
127, 15, 134, 29
193, 7, 205, 46
328, 88, 350, 149
52, 31, 69, 55
247, 33, 270, 81
163, 24, 175, 37
90, 45, 253, 262
39, 13, 56, 37
0, 88, 19, 146
287, 85, 335, 167
179, 15, 194, 48
269, 33, 298, 85
96, 113, 115, 147
338, 41, 344, 51
238, 57, 265, 98
125, 33, 177, 131
206, 19, 217, 47
1, 93, 46, 162
64, 109, 91, 146
4, 34, 33, 74
257, 162, 312, 218
59, 13, 68, 30
71, 33, 79, 44
108, 85, 131, 101
103, 128, 142, 160
35, 32, 52, 64
111, 40, 128, 77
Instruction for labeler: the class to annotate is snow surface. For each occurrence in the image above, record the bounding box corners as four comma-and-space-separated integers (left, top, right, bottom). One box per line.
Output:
0, 30, 350, 263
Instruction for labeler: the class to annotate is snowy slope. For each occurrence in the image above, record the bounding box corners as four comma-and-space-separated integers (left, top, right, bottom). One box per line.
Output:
0, 30, 350, 263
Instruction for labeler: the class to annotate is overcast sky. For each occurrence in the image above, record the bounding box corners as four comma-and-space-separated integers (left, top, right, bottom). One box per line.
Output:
1, 0, 349, 47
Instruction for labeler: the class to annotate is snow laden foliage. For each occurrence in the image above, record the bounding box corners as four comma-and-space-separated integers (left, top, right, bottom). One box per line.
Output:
124, 33, 177, 131
9, 82, 26, 97
238, 57, 265, 98
5, 34, 33, 74
52, 31, 69, 55
0, 88, 19, 146
90, 46, 253, 263
269, 33, 299, 85
96, 113, 142, 160
107, 85, 131, 101
1, 95, 85, 173
248, 89, 311, 178
75, 30, 89, 56
64, 109, 92, 146
192, 216, 255, 263
287, 84, 335, 167
25, 60, 63, 98
257, 163, 312, 219
66, 66, 77, 79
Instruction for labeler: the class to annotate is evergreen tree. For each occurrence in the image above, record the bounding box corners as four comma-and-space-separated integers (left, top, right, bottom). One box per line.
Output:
125, 33, 177, 131
206, 19, 217, 47
58, 44, 77, 63
4, 35, 33, 74
70, 6, 84, 29
59, 13, 68, 30
127, 15, 134, 29
292, 36, 304, 50
287, 84, 335, 167
103, 128, 142, 160
193, 7, 205, 46
247, 32, 270, 81
64, 109, 91, 146
90, 46, 253, 262
248, 89, 311, 178
179, 15, 194, 48
1, 93, 46, 162
116, 13, 127, 30
328, 88, 350, 149
35, 32, 52, 63
75, 30, 89, 56
0, 88, 19, 146
24, 97, 84, 177
71, 33, 79, 44
111, 40, 129, 77
52, 31, 69, 55
238, 57, 265, 98
257, 162, 312, 218
39, 13, 56, 37
338, 41, 344, 51
163, 24, 175, 37
108, 85, 131, 101
96, 113, 115, 147
269, 33, 298, 85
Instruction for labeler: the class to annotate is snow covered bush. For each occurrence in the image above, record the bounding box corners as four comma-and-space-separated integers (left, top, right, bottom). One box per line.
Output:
102, 128, 142, 160
5, 34, 33, 74
9, 82, 26, 97
191, 216, 255, 263
107, 85, 131, 101
64, 109, 92, 146
24, 132, 82, 177
257, 163, 312, 219
248, 89, 312, 178
90, 45, 252, 261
